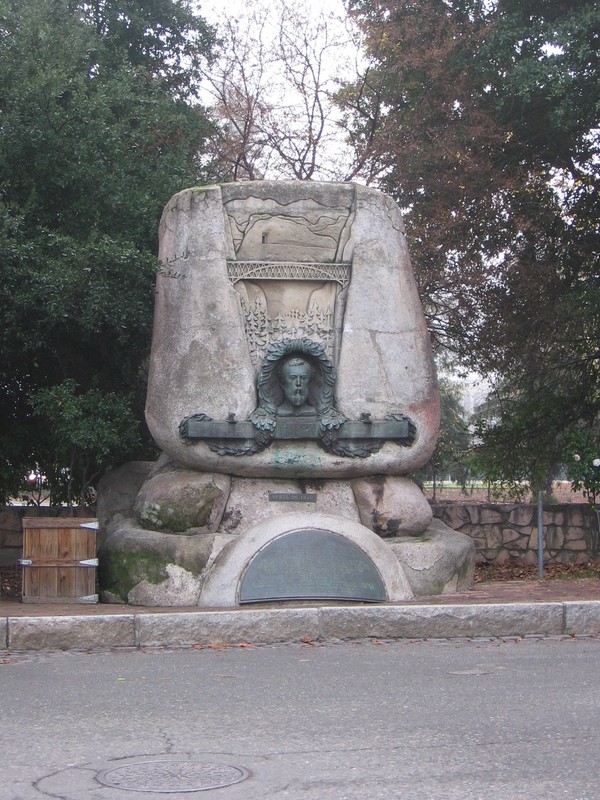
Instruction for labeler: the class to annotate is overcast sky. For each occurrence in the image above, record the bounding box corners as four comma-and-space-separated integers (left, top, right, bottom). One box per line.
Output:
197, 0, 362, 181
200, 0, 350, 23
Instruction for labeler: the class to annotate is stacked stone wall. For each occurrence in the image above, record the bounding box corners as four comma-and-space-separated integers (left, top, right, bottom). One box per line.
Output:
431, 503, 599, 565
0, 507, 95, 566
1, 504, 598, 567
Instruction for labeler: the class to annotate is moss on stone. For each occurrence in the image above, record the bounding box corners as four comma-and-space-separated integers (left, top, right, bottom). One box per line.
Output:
136, 483, 219, 533
98, 549, 169, 601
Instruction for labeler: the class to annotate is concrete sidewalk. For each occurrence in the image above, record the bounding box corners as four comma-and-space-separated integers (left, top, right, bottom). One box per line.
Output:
2, 578, 600, 652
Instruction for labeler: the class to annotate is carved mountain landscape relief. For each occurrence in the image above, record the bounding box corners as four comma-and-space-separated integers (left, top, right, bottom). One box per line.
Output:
223, 184, 354, 368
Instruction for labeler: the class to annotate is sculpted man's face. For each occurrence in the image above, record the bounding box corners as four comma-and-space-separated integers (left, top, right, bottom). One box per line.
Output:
281, 358, 312, 408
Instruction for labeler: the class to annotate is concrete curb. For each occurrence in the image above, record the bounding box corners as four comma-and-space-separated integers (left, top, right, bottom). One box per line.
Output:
2, 600, 600, 651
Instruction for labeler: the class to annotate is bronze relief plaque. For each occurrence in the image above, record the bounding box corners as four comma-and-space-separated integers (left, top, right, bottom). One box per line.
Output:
239, 528, 387, 604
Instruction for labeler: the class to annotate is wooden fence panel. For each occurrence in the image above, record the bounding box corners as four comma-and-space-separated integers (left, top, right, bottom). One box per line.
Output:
21, 518, 97, 603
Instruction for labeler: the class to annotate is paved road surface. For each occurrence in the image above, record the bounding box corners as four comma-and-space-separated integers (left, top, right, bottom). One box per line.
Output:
2, 637, 599, 800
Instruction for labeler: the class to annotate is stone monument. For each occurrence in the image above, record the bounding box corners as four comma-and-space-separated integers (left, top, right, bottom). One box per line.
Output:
97, 181, 474, 606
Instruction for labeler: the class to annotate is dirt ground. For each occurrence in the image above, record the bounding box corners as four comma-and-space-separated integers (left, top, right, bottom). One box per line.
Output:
424, 481, 590, 505
1, 564, 21, 598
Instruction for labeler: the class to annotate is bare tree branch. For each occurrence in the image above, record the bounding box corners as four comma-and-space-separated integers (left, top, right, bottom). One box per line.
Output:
203, 0, 361, 181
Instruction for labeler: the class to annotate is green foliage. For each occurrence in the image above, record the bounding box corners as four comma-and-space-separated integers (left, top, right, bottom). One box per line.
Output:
0, 0, 216, 503
565, 429, 600, 507
73, 0, 215, 96
414, 380, 472, 491
342, 0, 600, 489
469, 419, 552, 502
0, 0, 214, 246
32, 380, 141, 504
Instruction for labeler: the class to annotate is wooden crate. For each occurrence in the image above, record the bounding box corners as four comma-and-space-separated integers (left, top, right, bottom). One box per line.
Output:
20, 517, 98, 604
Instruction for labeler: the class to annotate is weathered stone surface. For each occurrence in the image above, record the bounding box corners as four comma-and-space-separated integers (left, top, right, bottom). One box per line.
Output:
352, 476, 432, 536
529, 529, 539, 549
431, 502, 596, 566
218, 477, 360, 534
438, 504, 471, 529
96, 461, 153, 530
0, 547, 18, 567
318, 602, 564, 640
134, 470, 230, 533
564, 602, 600, 635
485, 527, 503, 549
544, 510, 564, 525
2, 531, 23, 548
387, 519, 474, 597
520, 550, 539, 565
137, 608, 321, 647
546, 526, 565, 550
574, 552, 591, 564
0, 618, 7, 648
145, 181, 439, 478
502, 528, 521, 544
479, 508, 503, 524
566, 539, 589, 551
566, 525, 587, 541
8, 615, 135, 651
200, 511, 414, 607
127, 564, 203, 606
6, 599, 600, 652
204, 533, 238, 572
98, 517, 214, 605
508, 507, 535, 526
568, 507, 586, 527
505, 533, 528, 550
0, 508, 22, 534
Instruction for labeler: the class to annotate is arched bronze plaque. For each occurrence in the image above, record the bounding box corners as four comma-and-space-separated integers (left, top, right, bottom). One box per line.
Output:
239, 528, 387, 604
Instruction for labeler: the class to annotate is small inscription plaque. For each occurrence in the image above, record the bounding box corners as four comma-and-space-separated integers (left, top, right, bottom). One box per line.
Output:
268, 492, 317, 503
239, 528, 387, 603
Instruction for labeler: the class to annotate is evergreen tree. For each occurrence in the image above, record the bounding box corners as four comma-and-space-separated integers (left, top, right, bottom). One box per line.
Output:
0, 0, 216, 503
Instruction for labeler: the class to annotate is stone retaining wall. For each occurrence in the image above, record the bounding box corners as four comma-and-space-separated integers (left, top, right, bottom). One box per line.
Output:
1, 504, 598, 567
431, 503, 599, 565
0, 507, 96, 566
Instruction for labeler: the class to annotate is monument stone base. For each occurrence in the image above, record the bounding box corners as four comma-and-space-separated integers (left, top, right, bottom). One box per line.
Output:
97, 462, 474, 607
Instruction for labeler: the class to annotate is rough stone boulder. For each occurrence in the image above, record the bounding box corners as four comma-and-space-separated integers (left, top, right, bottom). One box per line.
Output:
352, 476, 433, 536
133, 471, 230, 534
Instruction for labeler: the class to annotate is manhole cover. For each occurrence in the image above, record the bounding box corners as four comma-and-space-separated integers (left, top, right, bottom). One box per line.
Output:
96, 761, 250, 793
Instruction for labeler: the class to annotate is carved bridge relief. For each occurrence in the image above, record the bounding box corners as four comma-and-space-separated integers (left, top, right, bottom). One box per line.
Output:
227, 262, 350, 367
223, 202, 355, 367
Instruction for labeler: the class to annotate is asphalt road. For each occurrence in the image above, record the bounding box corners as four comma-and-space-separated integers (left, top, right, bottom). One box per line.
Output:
1, 637, 599, 800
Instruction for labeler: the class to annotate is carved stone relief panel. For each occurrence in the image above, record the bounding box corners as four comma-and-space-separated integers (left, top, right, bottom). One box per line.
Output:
224, 201, 353, 262
227, 261, 351, 366
223, 186, 355, 367
147, 181, 440, 478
